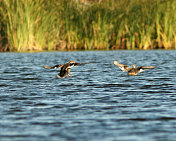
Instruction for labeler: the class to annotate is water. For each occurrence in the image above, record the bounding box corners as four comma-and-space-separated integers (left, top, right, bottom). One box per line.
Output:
0, 50, 176, 141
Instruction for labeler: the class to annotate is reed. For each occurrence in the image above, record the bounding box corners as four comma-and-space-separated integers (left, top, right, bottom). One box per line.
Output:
0, 0, 176, 52
0, 0, 63, 51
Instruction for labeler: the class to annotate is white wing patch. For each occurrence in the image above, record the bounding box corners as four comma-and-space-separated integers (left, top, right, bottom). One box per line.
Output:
121, 67, 126, 72
139, 69, 144, 73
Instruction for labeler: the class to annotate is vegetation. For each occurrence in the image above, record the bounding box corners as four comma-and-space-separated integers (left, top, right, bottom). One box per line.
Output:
0, 0, 176, 52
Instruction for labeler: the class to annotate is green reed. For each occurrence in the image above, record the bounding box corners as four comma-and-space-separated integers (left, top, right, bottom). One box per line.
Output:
0, 0, 62, 51
0, 0, 176, 52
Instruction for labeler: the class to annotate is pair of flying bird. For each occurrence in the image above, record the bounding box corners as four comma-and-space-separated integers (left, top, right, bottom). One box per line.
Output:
44, 60, 156, 78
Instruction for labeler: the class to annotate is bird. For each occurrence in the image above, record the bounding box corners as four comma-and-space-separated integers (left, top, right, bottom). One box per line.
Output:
113, 60, 156, 76
44, 60, 88, 78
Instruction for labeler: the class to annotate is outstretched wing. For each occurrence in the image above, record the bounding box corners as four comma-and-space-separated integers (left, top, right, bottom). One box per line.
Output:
113, 60, 131, 72
137, 66, 156, 72
140, 66, 156, 69
43, 64, 63, 69
73, 62, 89, 66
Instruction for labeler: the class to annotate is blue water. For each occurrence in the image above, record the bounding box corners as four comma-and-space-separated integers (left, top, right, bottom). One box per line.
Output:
0, 50, 176, 141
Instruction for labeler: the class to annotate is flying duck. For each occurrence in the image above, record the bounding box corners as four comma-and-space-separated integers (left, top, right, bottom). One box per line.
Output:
114, 60, 156, 76
44, 60, 88, 78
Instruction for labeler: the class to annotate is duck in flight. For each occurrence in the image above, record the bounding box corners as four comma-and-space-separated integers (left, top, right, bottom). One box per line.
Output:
44, 60, 88, 78
113, 60, 156, 76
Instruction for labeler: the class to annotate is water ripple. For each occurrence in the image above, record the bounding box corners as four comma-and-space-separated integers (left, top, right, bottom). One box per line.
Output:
0, 50, 176, 141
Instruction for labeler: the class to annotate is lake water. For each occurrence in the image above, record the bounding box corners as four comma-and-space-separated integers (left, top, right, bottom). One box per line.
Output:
0, 50, 176, 141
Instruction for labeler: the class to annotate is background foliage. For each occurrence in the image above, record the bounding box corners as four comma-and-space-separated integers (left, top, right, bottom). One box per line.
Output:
0, 0, 176, 52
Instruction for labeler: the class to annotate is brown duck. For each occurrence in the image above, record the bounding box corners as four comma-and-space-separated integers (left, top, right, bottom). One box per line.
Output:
114, 60, 156, 76
44, 60, 88, 78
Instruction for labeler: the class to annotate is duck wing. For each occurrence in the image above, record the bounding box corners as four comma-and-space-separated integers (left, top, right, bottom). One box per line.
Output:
44, 64, 64, 69
73, 62, 89, 66
137, 66, 156, 73
141, 66, 156, 69
113, 60, 131, 72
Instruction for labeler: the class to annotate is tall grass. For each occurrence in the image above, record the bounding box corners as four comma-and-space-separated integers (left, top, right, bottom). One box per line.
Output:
0, 0, 176, 52
0, 0, 62, 51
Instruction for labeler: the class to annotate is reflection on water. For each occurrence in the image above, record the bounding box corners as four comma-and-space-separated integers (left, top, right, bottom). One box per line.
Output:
0, 50, 176, 141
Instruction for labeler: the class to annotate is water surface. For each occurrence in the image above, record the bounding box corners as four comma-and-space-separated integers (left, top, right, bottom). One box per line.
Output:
0, 50, 176, 141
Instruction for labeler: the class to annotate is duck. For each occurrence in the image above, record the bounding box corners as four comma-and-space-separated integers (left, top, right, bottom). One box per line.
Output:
113, 60, 156, 76
44, 60, 88, 78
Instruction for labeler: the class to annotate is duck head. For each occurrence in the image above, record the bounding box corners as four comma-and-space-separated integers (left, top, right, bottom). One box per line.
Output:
69, 60, 75, 64
133, 64, 136, 68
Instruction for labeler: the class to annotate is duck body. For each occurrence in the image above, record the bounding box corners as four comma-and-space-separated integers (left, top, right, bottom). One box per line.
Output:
57, 62, 74, 78
114, 61, 156, 76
